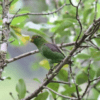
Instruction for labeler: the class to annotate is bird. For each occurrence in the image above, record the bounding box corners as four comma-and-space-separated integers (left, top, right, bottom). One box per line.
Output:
30, 35, 66, 75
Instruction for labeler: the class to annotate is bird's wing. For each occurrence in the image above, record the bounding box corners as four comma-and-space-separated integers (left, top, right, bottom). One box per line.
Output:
44, 43, 65, 57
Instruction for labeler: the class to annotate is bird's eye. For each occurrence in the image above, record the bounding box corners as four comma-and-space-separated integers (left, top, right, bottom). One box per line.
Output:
35, 36, 38, 38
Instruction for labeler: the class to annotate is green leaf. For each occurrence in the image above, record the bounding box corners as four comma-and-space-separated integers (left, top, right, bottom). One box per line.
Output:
89, 48, 100, 61
54, 20, 74, 33
83, 8, 93, 23
77, 53, 90, 59
11, 0, 19, 6
10, 32, 18, 40
89, 68, 95, 80
57, 69, 68, 81
25, 22, 54, 30
34, 92, 48, 100
10, 27, 19, 40
9, 37, 24, 46
62, 84, 82, 95
32, 62, 40, 70
9, 26, 29, 46
54, 18, 77, 25
96, 68, 100, 77
94, 57, 100, 61
11, 16, 28, 25
18, 10, 30, 14
6, 52, 10, 59
84, 66, 95, 80
92, 88, 100, 100
39, 59, 50, 70
33, 78, 41, 83
28, 28, 46, 36
63, 7, 76, 19
97, 4, 100, 18
90, 47, 97, 57
94, 38, 100, 46
16, 79, 26, 99
6, 77, 11, 80
48, 82, 59, 98
54, 20, 64, 24
88, 12, 95, 24
76, 71, 88, 85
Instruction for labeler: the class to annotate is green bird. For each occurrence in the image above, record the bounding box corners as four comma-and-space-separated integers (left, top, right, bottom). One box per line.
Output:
30, 35, 66, 73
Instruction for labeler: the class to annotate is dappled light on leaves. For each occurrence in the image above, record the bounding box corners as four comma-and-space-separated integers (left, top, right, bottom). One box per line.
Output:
10, 25, 30, 46
39, 59, 50, 70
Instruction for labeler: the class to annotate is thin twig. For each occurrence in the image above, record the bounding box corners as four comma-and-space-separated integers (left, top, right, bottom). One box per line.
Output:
90, 76, 100, 83
81, 60, 99, 99
51, 80, 71, 85
69, 0, 82, 42
75, 0, 82, 42
81, 81, 91, 98
9, 9, 21, 24
14, 3, 70, 17
6, 49, 39, 63
73, 46, 88, 56
94, 86, 100, 93
86, 79, 100, 96
50, 34, 55, 44
94, 0, 98, 20
87, 60, 91, 81
69, 0, 76, 7
90, 40, 100, 50
9, 92, 15, 100
85, 41, 100, 50
69, 63, 80, 100
43, 86, 78, 100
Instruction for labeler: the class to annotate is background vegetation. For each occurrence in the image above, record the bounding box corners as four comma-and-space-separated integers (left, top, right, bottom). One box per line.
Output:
0, 0, 100, 100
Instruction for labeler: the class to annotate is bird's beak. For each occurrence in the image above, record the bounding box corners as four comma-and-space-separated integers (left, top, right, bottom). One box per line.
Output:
30, 38, 34, 42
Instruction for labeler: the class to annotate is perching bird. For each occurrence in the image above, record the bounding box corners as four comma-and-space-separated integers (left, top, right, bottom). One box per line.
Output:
30, 35, 66, 73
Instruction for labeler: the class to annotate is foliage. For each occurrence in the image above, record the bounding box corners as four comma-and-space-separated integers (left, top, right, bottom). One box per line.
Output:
0, 0, 100, 100
16, 79, 26, 99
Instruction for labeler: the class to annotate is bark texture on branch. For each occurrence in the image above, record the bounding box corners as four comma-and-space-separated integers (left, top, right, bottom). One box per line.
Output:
0, 0, 10, 79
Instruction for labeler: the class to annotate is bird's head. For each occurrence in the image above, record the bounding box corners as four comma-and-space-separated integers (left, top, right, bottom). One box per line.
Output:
30, 35, 42, 43
30, 35, 47, 47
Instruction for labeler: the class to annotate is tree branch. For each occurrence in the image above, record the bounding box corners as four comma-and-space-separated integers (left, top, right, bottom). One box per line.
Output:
90, 76, 100, 83
84, 79, 100, 99
94, 0, 98, 20
81, 61, 91, 99
14, 3, 70, 17
6, 42, 75, 63
22, 18, 100, 100
43, 86, 78, 100
69, 63, 80, 99
69, 0, 82, 42
0, 0, 10, 79
51, 80, 71, 85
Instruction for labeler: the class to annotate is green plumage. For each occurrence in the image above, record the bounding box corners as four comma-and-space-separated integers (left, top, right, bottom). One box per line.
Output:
31, 35, 65, 67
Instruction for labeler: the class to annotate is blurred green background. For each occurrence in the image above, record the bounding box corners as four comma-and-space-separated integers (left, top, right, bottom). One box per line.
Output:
1, 0, 49, 99
0, 0, 100, 100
